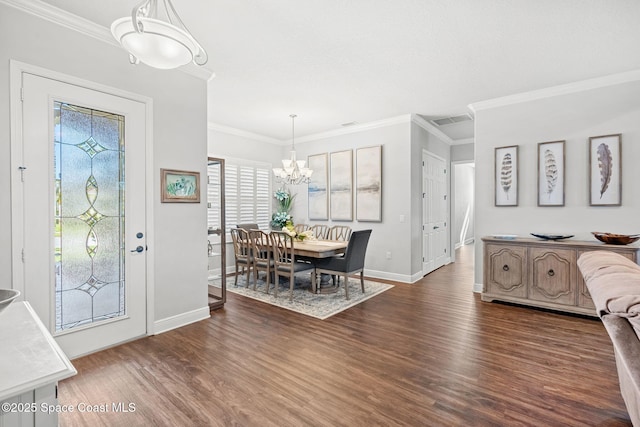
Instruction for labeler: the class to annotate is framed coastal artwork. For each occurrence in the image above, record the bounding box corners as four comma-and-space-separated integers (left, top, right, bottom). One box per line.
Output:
589, 134, 621, 206
161, 168, 200, 203
356, 145, 382, 221
330, 150, 353, 221
494, 145, 518, 207
537, 140, 565, 207
308, 153, 329, 220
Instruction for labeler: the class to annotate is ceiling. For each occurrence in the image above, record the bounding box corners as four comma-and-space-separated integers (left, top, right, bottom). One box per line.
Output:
37, 0, 640, 141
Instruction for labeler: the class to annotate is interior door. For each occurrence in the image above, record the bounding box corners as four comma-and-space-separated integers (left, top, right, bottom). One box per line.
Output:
17, 72, 147, 358
422, 151, 448, 275
207, 157, 226, 309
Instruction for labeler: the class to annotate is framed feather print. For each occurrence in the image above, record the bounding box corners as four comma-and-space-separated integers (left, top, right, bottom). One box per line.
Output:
589, 134, 621, 206
537, 140, 565, 206
495, 145, 518, 206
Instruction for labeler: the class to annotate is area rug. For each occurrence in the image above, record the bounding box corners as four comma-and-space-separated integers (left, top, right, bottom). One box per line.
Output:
226, 274, 393, 320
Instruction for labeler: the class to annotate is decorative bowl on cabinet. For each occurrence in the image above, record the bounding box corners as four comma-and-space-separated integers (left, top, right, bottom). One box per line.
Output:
592, 232, 640, 245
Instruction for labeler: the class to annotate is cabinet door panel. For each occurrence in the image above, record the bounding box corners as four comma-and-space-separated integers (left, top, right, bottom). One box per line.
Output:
576, 249, 635, 309
486, 244, 527, 298
529, 248, 576, 305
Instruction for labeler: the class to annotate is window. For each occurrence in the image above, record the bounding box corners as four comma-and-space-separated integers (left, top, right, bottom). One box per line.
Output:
220, 158, 271, 232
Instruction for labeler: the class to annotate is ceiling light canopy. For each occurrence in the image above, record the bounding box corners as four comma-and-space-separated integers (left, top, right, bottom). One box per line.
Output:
111, 0, 207, 69
273, 115, 313, 185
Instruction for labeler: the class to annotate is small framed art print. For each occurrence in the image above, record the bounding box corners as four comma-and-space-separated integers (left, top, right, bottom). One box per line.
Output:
589, 134, 621, 206
161, 168, 200, 203
537, 140, 565, 206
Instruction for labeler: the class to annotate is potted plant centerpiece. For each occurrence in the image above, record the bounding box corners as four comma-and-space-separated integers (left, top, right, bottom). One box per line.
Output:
271, 188, 294, 229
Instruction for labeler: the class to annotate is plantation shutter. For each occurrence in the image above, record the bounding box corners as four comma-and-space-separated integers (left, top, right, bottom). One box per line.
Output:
223, 159, 271, 233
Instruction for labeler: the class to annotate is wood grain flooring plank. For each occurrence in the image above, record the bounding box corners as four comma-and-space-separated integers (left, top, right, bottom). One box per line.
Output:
58, 245, 631, 426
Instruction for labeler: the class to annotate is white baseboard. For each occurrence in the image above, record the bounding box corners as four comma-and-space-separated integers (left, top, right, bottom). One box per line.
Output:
152, 306, 210, 335
365, 269, 413, 283
473, 283, 483, 293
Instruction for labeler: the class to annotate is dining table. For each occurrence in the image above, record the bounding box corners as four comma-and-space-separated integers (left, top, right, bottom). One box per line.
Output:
292, 239, 348, 294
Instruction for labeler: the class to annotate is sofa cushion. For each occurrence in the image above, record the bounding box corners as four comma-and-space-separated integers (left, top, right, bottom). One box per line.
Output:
577, 251, 640, 336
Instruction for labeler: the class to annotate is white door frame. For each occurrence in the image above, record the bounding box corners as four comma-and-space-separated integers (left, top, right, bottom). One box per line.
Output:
421, 149, 450, 276
9, 60, 156, 339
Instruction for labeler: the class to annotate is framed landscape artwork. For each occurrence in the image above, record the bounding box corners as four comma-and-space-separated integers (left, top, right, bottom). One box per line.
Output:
330, 150, 353, 221
161, 168, 200, 203
589, 134, 621, 206
494, 145, 518, 207
356, 145, 382, 221
537, 140, 565, 206
308, 153, 329, 220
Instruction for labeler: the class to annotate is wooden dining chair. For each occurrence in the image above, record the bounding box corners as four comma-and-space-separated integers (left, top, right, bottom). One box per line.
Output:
269, 231, 315, 300
329, 225, 352, 241
249, 229, 273, 293
313, 230, 372, 300
236, 223, 259, 231
230, 228, 254, 288
310, 224, 330, 240
293, 224, 309, 234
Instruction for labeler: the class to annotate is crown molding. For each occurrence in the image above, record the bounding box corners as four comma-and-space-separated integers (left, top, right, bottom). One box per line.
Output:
469, 69, 640, 113
410, 114, 454, 145
0, 0, 215, 81
296, 114, 412, 143
207, 122, 281, 145
451, 137, 474, 146
209, 114, 456, 146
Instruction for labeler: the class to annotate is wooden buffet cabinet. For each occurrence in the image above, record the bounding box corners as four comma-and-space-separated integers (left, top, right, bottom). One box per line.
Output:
482, 236, 640, 316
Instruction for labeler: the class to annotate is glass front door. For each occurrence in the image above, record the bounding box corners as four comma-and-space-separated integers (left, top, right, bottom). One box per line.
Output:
19, 72, 147, 358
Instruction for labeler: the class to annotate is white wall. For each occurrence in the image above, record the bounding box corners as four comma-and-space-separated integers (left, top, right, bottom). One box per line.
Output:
292, 120, 413, 281
0, 4, 209, 330
472, 72, 640, 287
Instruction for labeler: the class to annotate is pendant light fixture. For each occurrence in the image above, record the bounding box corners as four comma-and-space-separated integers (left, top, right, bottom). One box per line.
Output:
111, 0, 207, 69
273, 114, 313, 185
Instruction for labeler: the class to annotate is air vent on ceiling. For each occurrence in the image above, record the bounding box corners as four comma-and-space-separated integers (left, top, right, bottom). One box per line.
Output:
430, 114, 473, 127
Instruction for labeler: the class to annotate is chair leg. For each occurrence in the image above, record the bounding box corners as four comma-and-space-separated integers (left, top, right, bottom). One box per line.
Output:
245, 265, 251, 288
264, 267, 271, 294
253, 267, 258, 291
273, 273, 279, 298
360, 271, 365, 293
289, 272, 295, 301
234, 263, 239, 287
311, 270, 317, 294
344, 274, 349, 300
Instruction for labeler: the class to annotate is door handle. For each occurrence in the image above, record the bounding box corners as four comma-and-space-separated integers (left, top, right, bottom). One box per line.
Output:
131, 246, 144, 253
433, 226, 439, 230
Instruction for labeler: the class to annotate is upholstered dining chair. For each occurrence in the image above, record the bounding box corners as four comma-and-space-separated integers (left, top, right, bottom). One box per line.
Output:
249, 229, 273, 292
313, 229, 372, 300
236, 223, 259, 231
269, 231, 315, 301
310, 224, 330, 240
293, 223, 309, 234
329, 225, 352, 241
230, 228, 254, 287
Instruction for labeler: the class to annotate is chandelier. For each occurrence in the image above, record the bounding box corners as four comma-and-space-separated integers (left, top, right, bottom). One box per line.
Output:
111, 0, 208, 69
272, 114, 313, 185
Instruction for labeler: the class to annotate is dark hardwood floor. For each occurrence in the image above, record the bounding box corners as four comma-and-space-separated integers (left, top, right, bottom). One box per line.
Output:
58, 245, 631, 426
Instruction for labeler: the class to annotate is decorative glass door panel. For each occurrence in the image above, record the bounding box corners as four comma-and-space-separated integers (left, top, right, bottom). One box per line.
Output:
54, 102, 126, 331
